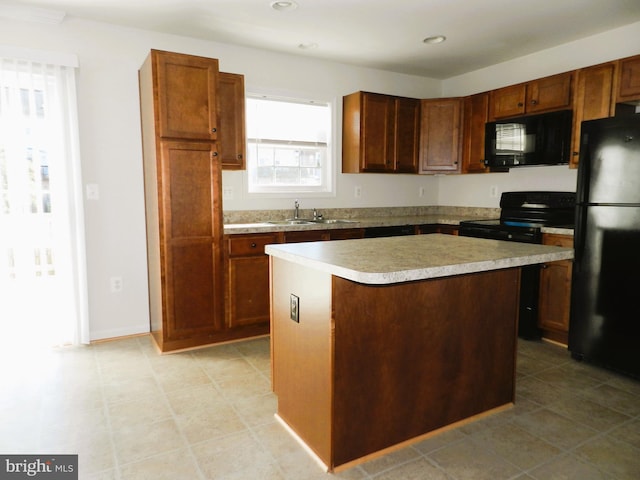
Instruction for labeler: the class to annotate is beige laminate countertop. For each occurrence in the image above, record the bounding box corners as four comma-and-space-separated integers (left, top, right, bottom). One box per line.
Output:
265, 234, 574, 285
224, 214, 574, 236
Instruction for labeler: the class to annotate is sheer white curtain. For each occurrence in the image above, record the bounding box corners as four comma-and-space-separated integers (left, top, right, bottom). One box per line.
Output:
0, 51, 89, 347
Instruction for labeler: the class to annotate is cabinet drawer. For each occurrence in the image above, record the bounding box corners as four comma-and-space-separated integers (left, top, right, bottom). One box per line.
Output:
227, 234, 279, 257
542, 233, 573, 248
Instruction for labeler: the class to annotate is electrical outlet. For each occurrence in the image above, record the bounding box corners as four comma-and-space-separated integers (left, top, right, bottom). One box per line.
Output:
110, 276, 123, 293
290, 294, 299, 323
354, 186, 362, 198
418, 187, 425, 197
222, 186, 234, 200
86, 184, 100, 200
490, 185, 499, 198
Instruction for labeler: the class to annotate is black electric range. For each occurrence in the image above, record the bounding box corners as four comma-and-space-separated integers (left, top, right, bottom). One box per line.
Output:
459, 191, 576, 244
459, 191, 575, 340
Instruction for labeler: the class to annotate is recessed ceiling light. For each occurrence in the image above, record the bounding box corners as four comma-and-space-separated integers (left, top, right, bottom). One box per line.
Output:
423, 35, 446, 45
270, 1, 298, 11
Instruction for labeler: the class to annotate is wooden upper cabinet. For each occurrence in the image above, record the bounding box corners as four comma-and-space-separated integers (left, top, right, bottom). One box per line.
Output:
342, 91, 419, 173
153, 49, 219, 141
489, 72, 573, 120
616, 54, 640, 104
394, 96, 421, 173
419, 98, 463, 174
570, 62, 617, 168
488, 83, 526, 120
217, 72, 246, 170
461, 92, 489, 174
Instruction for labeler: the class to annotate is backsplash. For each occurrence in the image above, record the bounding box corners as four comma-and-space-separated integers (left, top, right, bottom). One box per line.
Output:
223, 206, 500, 224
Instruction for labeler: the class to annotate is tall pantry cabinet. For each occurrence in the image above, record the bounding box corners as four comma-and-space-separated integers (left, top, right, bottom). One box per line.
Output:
139, 50, 225, 352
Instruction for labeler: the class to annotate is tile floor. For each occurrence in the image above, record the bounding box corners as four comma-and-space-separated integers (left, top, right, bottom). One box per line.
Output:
1, 335, 639, 479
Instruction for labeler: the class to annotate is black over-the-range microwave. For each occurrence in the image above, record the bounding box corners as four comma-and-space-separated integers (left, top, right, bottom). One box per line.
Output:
484, 109, 573, 170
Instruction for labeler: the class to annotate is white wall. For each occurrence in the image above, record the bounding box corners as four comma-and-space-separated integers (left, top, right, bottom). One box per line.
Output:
2, 14, 639, 340
0, 16, 440, 340
438, 21, 640, 208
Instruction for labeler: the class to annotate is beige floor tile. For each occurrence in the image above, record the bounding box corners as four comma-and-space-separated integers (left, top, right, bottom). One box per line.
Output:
201, 356, 260, 381
2, 335, 638, 479
427, 436, 522, 480
215, 370, 271, 401
252, 422, 306, 459
573, 434, 640, 480
165, 384, 227, 416
107, 395, 173, 430
610, 418, 640, 449
529, 453, 611, 480
174, 403, 247, 444
547, 395, 631, 432
111, 418, 186, 465
469, 422, 562, 470
579, 383, 640, 417
101, 375, 163, 405
511, 408, 599, 450
372, 457, 452, 480
191, 430, 275, 479
119, 448, 202, 480
359, 446, 421, 476
232, 392, 277, 427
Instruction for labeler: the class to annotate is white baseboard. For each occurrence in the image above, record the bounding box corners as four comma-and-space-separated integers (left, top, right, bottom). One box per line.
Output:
90, 324, 150, 342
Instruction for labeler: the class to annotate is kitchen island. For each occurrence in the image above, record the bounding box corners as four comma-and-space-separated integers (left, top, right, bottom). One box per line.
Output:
265, 234, 574, 472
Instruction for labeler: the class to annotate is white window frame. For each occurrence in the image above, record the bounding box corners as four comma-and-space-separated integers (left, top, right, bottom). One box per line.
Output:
244, 92, 336, 198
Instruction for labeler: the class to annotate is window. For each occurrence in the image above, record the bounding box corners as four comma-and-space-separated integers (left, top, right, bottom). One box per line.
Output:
246, 96, 332, 195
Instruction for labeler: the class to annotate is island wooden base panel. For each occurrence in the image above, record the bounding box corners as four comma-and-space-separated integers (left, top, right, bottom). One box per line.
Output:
271, 258, 520, 470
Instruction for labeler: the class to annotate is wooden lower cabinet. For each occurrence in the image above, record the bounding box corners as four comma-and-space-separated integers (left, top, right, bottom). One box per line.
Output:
418, 224, 459, 235
225, 233, 281, 331
283, 230, 331, 243
538, 233, 574, 345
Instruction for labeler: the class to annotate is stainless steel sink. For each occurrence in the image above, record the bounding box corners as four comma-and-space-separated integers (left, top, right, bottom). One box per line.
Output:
310, 219, 359, 224
265, 218, 358, 225
266, 219, 316, 225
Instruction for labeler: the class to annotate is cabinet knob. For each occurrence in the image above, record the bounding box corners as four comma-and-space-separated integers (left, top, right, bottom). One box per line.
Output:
531, 100, 538, 105
211, 127, 217, 133
237, 154, 243, 159
212, 151, 219, 157
517, 102, 524, 107
251, 242, 257, 248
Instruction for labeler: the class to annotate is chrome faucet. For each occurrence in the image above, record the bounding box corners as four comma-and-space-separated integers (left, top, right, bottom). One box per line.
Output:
293, 199, 300, 219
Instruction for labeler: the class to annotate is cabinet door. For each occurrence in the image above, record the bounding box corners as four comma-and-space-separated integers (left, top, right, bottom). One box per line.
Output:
361, 93, 395, 172
284, 230, 331, 243
393, 97, 420, 173
570, 62, 616, 168
154, 50, 219, 141
461, 93, 489, 173
419, 98, 463, 173
217, 72, 246, 170
616, 54, 640, 103
526, 72, 573, 114
160, 141, 224, 340
226, 234, 280, 329
329, 228, 365, 240
489, 84, 526, 120
538, 234, 573, 344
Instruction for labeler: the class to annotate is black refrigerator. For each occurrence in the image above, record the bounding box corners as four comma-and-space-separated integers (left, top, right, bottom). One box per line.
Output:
569, 114, 640, 379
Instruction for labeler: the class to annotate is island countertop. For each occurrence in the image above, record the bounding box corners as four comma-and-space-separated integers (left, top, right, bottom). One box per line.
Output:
265, 233, 574, 285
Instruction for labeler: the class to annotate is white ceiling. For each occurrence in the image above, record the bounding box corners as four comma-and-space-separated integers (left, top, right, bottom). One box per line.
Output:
3, 0, 640, 78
